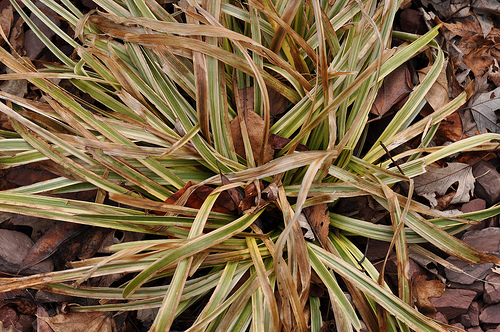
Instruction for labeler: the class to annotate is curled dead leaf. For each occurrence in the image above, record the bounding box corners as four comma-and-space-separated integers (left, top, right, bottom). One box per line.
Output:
413, 275, 446, 317
18, 222, 86, 274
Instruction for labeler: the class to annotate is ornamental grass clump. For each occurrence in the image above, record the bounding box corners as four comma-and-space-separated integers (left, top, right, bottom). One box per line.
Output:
0, 0, 499, 331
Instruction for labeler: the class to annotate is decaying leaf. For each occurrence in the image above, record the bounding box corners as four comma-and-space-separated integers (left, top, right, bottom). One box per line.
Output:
0, 229, 53, 275
414, 163, 475, 208
239, 181, 263, 212
370, 64, 413, 118
18, 222, 86, 274
462, 38, 498, 78
268, 87, 288, 118
443, 17, 500, 78
0, 4, 14, 47
303, 204, 330, 246
230, 96, 274, 164
77, 228, 112, 260
442, 19, 483, 39
219, 171, 243, 209
413, 275, 446, 317
164, 181, 237, 214
40, 312, 116, 332
434, 112, 463, 145
435, 191, 457, 211
270, 133, 309, 151
417, 62, 449, 111
470, 85, 500, 134
8, 17, 24, 55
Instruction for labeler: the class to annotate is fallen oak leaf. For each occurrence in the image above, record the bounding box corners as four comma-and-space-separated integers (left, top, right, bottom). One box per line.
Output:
462, 39, 496, 77
414, 163, 475, 208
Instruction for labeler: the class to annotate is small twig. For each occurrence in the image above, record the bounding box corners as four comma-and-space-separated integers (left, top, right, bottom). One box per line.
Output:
358, 238, 370, 266
380, 141, 405, 176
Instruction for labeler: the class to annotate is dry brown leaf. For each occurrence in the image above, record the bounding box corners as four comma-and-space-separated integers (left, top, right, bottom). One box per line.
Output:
239, 181, 263, 212
414, 163, 475, 208
230, 108, 274, 164
0, 229, 53, 275
435, 191, 456, 211
434, 112, 463, 145
9, 17, 24, 55
269, 133, 309, 151
268, 87, 288, 118
220, 171, 243, 209
77, 228, 111, 260
303, 204, 330, 246
163, 181, 237, 214
0, 4, 13, 47
442, 19, 483, 39
462, 41, 496, 77
41, 312, 116, 332
418, 62, 449, 111
18, 222, 86, 274
370, 64, 413, 118
413, 275, 446, 317
458, 26, 500, 78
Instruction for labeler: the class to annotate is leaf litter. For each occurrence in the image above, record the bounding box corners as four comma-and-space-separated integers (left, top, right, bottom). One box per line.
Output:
470, 85, 500, 134
414, 162, 475, 208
